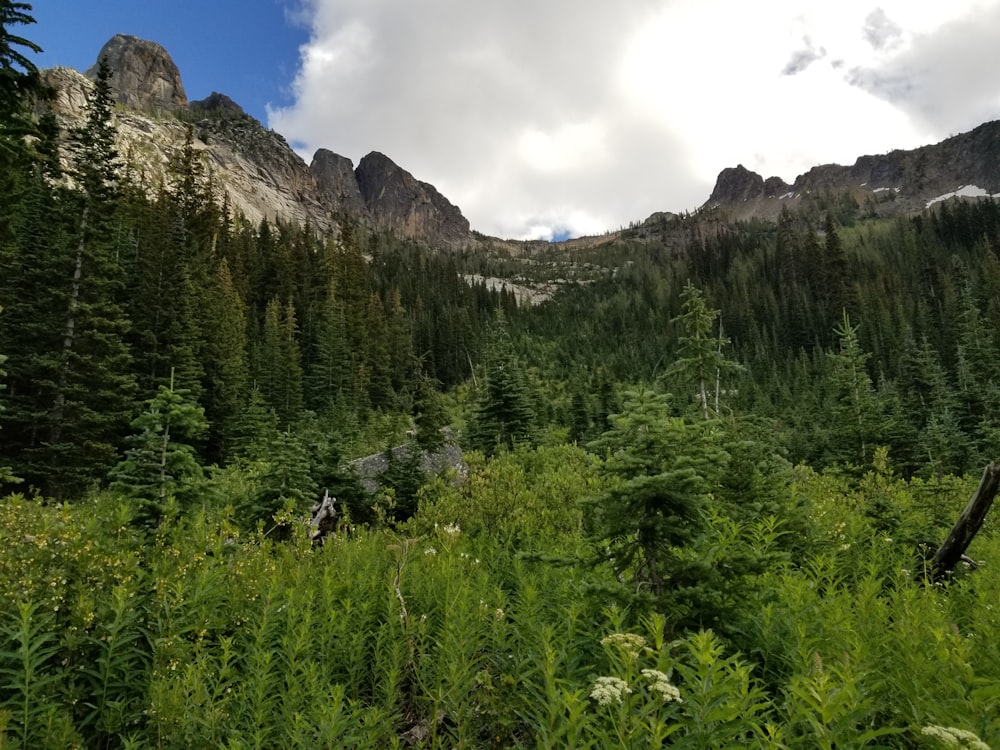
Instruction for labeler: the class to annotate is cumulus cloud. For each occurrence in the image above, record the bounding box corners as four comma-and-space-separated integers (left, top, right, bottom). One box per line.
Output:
269, 0, 998, 239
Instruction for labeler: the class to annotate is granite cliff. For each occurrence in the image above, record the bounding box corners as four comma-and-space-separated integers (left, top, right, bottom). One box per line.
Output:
41, 34, 474, 247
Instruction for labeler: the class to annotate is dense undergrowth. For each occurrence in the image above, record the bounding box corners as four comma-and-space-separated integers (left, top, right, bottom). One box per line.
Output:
2, 445, 998, 749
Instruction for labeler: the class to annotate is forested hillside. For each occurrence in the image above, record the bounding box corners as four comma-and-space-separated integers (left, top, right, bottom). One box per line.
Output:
4, 5, 1000, 748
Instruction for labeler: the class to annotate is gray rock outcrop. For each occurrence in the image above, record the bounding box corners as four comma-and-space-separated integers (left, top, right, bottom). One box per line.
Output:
355, 151, 470, 245
310, 149, 368, 217
87, 34, 187, 111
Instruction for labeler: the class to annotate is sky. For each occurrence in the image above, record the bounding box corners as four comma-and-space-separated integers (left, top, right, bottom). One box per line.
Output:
29, 0, 1000, 240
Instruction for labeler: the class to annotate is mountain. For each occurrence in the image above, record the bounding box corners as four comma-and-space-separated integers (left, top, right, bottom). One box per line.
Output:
40, 34, 474, 247
702, 121, 1000, 221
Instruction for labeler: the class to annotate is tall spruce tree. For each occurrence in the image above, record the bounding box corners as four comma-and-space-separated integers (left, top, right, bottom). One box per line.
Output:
467, 311, 535, 455
38, 57, 136, 495
667, 282, 742, 420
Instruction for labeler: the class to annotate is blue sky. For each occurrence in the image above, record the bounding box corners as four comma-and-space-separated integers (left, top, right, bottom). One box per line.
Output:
31, 0, 306, 124
26, 1, 1000, 240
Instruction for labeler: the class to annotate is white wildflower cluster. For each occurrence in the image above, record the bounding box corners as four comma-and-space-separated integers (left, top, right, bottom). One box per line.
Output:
600, 632, 647, 658
641, 669, 682, 703
921, 725, 991, 750
590, 676, 632, 706
423, 547, 437, 556
442, 522, 461, 535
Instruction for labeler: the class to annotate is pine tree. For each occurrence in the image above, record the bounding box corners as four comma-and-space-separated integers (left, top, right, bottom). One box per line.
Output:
202, 258, 249, 462
0, 60, 136, 494
258, 297, 303, 428
110, 372, 208, 529
467, 311, 535, 455
825, 312, 885, 469
246, 429, 317, 532
667, 282, 742, 420
413, 372, 449, 451
588, 389, 728, 624
0, 0, 41, 187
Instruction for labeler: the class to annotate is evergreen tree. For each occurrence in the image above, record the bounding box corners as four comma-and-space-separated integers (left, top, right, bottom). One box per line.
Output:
467, 311, 535, 455
258, 297, 303, 428
413, 372, 449, 451
247, 429, 317, 532
202, 258, 249, 462
110, 372, 208, 529
667, 282, 742, 419
0, 58, 136, 494
825, 312, 885, 469
0, 0, 41, 180
0, 305, 16, 483
588, 389, 728, 626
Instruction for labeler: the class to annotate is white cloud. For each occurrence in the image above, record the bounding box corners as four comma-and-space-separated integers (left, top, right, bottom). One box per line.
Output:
269, 0, 1000, 239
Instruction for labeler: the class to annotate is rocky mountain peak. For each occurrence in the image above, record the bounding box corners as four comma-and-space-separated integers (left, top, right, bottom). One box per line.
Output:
702, 121, 1000, 221
706, 165, 767, 207
310, 149, 368, 218
87, 34, 187, 112
190, 92, 244, 117
355, 151, 470, 245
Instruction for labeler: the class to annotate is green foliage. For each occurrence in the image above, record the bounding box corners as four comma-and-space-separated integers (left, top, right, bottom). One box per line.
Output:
467, 311, 536, 455
667, 281, 742, 419
243, 429, 317, 532
587, 389, 729, 624
110, 374, 209, 529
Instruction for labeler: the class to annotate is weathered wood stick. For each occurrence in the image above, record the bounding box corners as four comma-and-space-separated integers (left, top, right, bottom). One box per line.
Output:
931, 461, 1000, 581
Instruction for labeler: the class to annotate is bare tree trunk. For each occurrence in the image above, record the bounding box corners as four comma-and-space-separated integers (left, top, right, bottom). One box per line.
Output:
51, 207, 88, 445
931, 462, 1000, 582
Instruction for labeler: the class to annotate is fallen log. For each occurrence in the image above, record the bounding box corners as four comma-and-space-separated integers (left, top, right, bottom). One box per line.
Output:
930, 461, 1000, 582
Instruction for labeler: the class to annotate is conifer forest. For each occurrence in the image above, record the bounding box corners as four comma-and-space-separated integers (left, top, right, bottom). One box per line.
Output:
5, 5, 1000, 748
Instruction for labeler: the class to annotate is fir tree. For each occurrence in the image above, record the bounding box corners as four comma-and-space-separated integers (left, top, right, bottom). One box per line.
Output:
467, 311, 535, 455
110, 371, 208, 529
667, 282, 742, 420
825, 312, 885, 469
413, 372, 449, 451
588, 389, 728, 626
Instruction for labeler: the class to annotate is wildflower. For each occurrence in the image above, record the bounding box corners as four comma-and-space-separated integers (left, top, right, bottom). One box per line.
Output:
590, 676, 632, 706
641, 669, 682, 703
921, 725, 990, 750
600, 632, 646, 657
442, 523, 461, 535
424, 547, 437, 556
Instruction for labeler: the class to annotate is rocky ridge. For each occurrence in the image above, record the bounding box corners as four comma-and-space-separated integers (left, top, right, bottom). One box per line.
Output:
42, 34, 474, 246
703, 121, 1000, 221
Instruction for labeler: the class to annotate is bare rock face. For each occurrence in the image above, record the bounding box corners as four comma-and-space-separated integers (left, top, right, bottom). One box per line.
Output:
702, 120, 1000, 220
190, 92, 244, 117
355, 151, 470, 245
310, 149, 368, 217
87, 34, 187, 111
39, 67, 91, 120
705, 164, 767, 206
